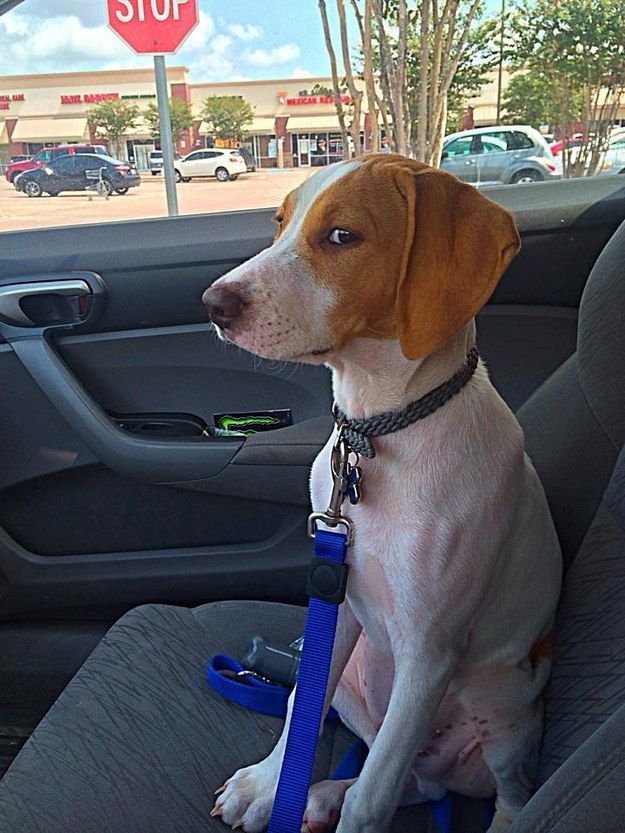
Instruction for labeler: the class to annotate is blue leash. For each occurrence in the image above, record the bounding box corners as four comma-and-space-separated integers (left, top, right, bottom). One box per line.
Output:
268, 528, 349, 832
206, 422, 494, 833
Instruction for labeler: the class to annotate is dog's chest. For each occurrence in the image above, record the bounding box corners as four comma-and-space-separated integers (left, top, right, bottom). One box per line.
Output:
310, 434, 424, 642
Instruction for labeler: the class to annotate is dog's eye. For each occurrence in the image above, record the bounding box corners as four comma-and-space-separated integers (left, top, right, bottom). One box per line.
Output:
327, 228, 360, 245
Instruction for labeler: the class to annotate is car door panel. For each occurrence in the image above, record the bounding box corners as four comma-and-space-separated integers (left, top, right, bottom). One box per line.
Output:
1, 177, 625, 622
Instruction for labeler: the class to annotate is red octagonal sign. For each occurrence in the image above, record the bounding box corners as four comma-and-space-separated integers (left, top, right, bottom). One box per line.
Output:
107, 0, 198, 55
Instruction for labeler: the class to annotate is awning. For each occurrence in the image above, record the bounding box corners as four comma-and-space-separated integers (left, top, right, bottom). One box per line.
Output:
0, 121, 8, 144
198, 117, 275, 136
287, 114, 342, 132
247, 117, 275, 133
11, 118, 88, 143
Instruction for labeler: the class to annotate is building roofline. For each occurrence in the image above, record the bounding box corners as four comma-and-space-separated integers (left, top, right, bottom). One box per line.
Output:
0, 67, 189, 84
189, 76, 333, 89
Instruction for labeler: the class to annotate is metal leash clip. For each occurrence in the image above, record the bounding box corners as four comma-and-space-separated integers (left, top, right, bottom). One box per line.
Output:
307, 423, 358, 545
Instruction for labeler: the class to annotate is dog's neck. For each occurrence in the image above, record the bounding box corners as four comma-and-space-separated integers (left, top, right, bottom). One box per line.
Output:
327, 321, 476, 419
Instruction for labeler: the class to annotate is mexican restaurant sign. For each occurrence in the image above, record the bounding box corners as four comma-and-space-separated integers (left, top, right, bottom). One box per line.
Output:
277, 92, 352, 106
60, 93, 121, 105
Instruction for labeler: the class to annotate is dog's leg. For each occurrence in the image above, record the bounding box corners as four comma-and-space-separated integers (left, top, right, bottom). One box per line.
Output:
213, 602, 362, 831
336, 648, 456, 833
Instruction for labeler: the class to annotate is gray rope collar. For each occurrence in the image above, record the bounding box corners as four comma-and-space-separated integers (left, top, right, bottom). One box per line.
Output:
334, 345, 480, 459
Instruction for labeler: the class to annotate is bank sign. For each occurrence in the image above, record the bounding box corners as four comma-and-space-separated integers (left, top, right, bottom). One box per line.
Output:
0, 93, 25, 111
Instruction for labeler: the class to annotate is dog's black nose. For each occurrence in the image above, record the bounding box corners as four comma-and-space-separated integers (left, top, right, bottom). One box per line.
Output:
203, 286, 245, 329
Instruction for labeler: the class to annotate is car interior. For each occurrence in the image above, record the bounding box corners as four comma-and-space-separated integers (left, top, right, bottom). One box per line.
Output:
1, 168, 625, 831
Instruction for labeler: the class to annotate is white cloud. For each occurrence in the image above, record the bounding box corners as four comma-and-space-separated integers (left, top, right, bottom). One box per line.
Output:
0, 13, 128, 72
227, 23, 262, 42
245, 44, 301, 68
291, 66, 314, 79
210, 33, 233, 56
184, 10, 216, 51
0, 6, 307, 83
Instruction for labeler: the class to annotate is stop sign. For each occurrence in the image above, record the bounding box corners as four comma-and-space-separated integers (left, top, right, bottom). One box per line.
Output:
107, 0, 198, 54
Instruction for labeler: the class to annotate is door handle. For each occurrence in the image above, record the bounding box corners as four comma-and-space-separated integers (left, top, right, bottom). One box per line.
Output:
0, 278, 91, 326
465, 160, 476, 165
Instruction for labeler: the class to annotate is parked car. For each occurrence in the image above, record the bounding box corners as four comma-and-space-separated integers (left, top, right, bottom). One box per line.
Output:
149, 150, 164, 175
14, 153, 140, 197
576, 132, 625, 177
148, 149, 183, 175
441, 126, 559, 186
549, 133, 584, 157
8, 154, 30, 164
234, 146, 257, 172
174, 148, 247, 183
5, 144, 108, 185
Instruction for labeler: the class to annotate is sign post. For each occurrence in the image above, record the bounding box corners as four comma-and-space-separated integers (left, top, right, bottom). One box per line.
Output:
106, 0, 199, 217
153, 54, 178, 216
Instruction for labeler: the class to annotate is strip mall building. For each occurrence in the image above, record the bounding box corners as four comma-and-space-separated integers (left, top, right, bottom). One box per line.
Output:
0, 65, 510, 171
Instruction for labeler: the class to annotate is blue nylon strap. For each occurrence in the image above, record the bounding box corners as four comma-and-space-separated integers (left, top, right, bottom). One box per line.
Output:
206, 654, 291, 718
268, 528, 347, 833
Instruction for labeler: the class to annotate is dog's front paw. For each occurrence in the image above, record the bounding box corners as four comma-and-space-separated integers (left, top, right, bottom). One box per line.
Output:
335, 784, 390, 833
302, 779, 353, 832
212, 761, 277, 831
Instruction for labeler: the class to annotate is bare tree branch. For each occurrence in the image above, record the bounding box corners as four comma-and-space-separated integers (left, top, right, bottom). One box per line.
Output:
337, 0, 364, 156
318, 0, 351, 159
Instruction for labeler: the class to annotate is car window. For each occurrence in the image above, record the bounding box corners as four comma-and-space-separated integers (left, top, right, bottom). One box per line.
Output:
36, 150, 54, 163
512, 132, 535, 150
478, 135, 509, 154
51, 156, 77, 173
0, 0, 614, 233
74, 156, 103, 173
444, 137, 474, 157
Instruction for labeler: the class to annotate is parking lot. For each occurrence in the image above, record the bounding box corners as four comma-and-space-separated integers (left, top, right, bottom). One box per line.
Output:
0, 169, 313, 233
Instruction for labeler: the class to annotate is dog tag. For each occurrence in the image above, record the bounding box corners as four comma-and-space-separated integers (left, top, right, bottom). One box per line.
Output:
345, 465, 362, 505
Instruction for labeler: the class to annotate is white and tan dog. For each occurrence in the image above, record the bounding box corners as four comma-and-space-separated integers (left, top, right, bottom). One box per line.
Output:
203, 154, 562, 833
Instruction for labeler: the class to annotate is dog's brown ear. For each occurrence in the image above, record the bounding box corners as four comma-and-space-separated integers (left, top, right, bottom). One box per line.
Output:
394, 164, 520, 359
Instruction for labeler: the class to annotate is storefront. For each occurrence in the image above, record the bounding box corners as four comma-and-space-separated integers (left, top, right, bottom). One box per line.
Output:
1, 68, 374, 170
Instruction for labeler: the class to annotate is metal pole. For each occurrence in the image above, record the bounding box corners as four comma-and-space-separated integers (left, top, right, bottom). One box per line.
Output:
153, 54, 178, 217
495, 0, 506, 124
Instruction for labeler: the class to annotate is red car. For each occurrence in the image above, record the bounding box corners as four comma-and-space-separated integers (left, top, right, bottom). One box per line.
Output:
5, 144, 108, 184
549, 133, 584, 157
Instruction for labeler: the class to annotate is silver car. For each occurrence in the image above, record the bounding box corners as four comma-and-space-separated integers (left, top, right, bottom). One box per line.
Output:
441, 125, 560, 186
596, 130, 625, 177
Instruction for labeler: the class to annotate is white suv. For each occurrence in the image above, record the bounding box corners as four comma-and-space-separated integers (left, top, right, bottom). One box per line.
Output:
174, 149, 247, 183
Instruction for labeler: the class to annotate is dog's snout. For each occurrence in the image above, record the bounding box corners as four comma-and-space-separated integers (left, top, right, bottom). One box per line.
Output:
203, 285, 245, 329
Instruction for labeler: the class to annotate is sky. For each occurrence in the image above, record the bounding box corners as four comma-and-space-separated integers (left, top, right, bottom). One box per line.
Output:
0, 0, 360, 82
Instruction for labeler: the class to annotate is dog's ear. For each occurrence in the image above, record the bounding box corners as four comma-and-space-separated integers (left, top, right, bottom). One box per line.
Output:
393, 164, 520, 359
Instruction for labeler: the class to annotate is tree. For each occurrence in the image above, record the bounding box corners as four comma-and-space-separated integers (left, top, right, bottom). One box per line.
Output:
502, 70, 584, 131
144, 98, 194, 146
86, 99, 140, 159
199, 95, 254, 143
318, 0, 352, 158
510, 0, 625, 177
318, 1, 499, 165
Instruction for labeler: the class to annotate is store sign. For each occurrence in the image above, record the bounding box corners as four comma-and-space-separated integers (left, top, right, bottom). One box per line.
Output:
0, 93, 25, 110
277, 93, 352, 106
60, 92, 120, 105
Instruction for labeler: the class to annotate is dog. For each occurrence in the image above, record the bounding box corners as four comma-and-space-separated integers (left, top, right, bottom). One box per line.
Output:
202, 154, 562, 833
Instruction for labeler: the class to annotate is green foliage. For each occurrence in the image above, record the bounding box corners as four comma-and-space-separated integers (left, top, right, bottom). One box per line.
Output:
144, 98, 194, 145
200, 95, 254, 142
508, 0, 625, 175
502, 70, 583, 129
310, 83, 334, 95
86, 99, 140, 156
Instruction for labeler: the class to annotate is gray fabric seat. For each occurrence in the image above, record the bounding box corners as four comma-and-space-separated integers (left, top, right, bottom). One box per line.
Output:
1, 219, 625, 833
0, 600, 484, 833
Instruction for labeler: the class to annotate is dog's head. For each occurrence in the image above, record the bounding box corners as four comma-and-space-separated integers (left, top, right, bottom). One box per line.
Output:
202, 154, 520, 362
